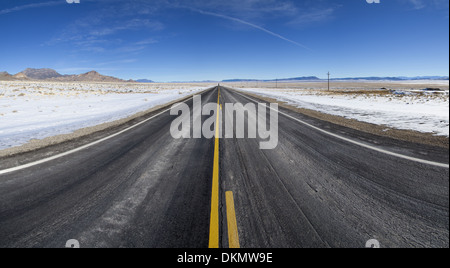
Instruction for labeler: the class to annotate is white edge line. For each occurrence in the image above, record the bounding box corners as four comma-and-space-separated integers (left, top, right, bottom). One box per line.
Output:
232, 88, 449, 169
0, 89, 212, 176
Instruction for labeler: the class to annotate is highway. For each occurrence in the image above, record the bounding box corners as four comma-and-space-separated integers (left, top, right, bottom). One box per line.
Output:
0, 86, 448, 248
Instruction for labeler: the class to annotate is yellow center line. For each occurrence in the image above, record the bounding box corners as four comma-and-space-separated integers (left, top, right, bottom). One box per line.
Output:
209, 87, 220, 248
226, 191, 240, 248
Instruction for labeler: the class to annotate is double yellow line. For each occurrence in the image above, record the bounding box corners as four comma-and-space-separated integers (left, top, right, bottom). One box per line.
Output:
208, 87, 240, 249
208, 88, 221, 248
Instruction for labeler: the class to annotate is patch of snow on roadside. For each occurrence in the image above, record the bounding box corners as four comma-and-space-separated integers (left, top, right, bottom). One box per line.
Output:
0, 82, 211, 150
239, 87, 449, 137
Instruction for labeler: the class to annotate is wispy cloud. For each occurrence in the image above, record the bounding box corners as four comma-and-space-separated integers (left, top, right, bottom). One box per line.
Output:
288, 8, 335, 26
168, 0, 337, 50
191, 8, 312, 51
96, 59, 138, 66
0, 0, 63, 15
88, 19, 164, 37
407, 0, 426, 10
34, 0, 322, 56
47, 7, 163, 55
135, 38, 158, 46
29, 0, 316, 53
176, 0, 299, 20
401, 0, 449, 10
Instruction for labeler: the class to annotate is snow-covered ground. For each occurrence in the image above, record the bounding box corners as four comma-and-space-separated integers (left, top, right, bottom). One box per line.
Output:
0, 81, 211, 150
238, 86, 449, 137
386, 80, 449, 86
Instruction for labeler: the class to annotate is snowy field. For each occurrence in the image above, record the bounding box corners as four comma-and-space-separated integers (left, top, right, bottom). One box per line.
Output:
0, 81, 211, 150
238, 84, 449, 137
385, 80, 449, 86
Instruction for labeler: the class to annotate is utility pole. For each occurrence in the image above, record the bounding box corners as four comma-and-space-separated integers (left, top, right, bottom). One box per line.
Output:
327, 72, 330, 91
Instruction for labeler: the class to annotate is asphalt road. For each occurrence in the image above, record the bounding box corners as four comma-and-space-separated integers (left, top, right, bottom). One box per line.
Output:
0, 87, 448, 248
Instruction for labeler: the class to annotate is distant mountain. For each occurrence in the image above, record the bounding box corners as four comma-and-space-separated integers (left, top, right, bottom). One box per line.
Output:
280, 76, 321, 82
396, 76, 449, 80
18, 68, 63, 80
12, 72, 29, 80
0, 72, 14, 81
222, 79, 260, 82
50, 71, 127, 83
0, 68, 130, 82
332, 76, 449, 81
222, 76, 320, 82
136, 79, 154, 83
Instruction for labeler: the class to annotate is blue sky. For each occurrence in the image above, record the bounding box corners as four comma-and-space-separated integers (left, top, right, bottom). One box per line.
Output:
0, 0, 448, 81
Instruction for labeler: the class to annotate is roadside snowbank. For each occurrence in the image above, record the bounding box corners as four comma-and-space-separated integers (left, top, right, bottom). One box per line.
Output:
0, 82, 210, 150
238, 87, 449, 137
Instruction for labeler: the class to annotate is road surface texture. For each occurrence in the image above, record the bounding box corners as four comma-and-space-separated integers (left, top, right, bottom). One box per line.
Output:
0, 87, 448, 248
